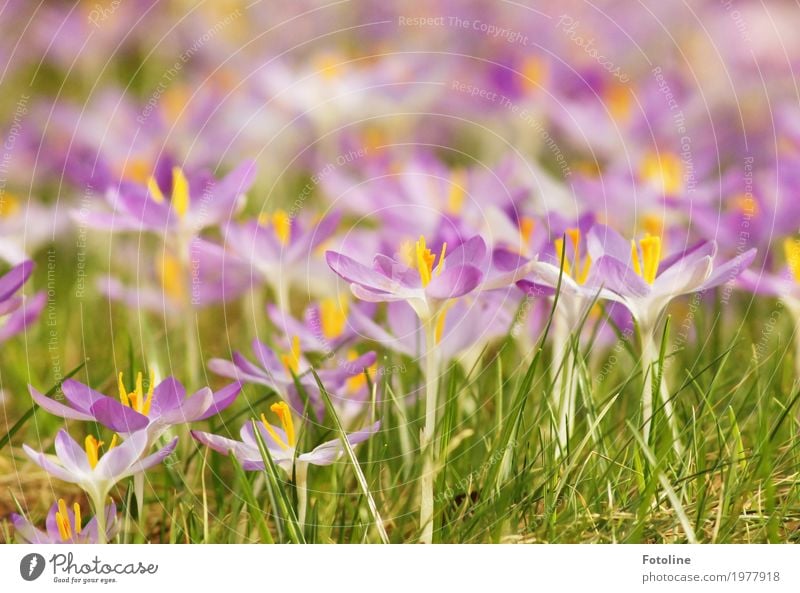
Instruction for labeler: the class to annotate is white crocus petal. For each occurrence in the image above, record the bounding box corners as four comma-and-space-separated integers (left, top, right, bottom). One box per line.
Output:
651, 256, 713, 298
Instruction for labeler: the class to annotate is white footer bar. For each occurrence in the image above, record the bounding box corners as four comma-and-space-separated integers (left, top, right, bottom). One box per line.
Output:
1, 544, 797, 592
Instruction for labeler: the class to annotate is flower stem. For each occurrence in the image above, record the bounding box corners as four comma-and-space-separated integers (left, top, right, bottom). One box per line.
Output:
276, 278, 290, 314
551, 315, 575, 454
641, 328, 683, 457
296, 461, 309, 527
178, 237, 198, 389
419, 319, 440, 544
184, 307, 199, 389
91, 493, 107, 544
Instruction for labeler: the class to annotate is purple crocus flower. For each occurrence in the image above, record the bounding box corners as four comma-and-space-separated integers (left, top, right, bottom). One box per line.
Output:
0, 260, 45, 343
328, 233, 492, 544
12, 500, 118, 544
29, 373, 241, 447
192, 401, 380, 524
191, 401, 380, 472
24, 429, 177, 543
79, 159, 256, 239
265, 299, 366, 355
326, 235, 485, 323
586, 224, 757, 333
517, 220, 617, 328
208, 336, 376, 417
583, 224, 756, 449
516, 220, 618, 452
99, 238, 252, 312
220, 210, 341, 309
319, 151, 530, 242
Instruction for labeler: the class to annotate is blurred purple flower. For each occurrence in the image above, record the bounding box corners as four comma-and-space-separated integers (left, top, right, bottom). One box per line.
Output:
0, 260, 45, 343
12, 500, 117, 544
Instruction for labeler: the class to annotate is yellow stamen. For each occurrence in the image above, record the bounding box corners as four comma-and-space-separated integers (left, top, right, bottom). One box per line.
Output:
447, 170, 467, 214
414, 236, 447, 287
272, 209, 291, 246
731, 193, 758, 217
784, 238, 800, 283
314, 53, 342, 81
554, 237, 572, 277
345, 351, 376, 392
641, 236, 661, 284
120, 158, 150, 184
171, 167, 190, 218
521, 55, 547, 92
73, 502, 82, 534
162, 84, 189, 122
157, 251, 186, 304
0, 193, 20, 217
134, 372, 144, 412
84, 435, 104, 469
640, 151, 683, 195
320, 297, 349, 340
270, 402, 296, 448
566, 227, 581, 276
631, 235, 662, 284
260, 413, 290, 450
142, 371, 155, 416
280, 336, 302, 376
399, 240, 415, 267
576, 254, 592, 284
56, 499, 72, 541
147, 176, 165, 204
589, 302, 603, 321
435, 242, 447, 277
519, 216, 535, 246
415, 236, 435, 287
642, 214, 664, 238
574, 160, 601, 177
554, 229, 592, 285
117, 372, 130, 407
630, 240, 642, 277
434, 302, 454, 345
605, 83, 631, 121
117, 371, 155, 415
108, 434, 119, 450
361, 126, 386, 153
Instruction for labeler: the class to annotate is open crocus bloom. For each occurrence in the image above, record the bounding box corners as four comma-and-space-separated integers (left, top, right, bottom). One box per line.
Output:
585, 224, 757, 332
265, 298, 366, 355
518, 224, 620, 326
0, 260, 45, 343
79, 159, 255, 238
29, 374, 241, 445
24, 430, 177, 511
12, 500, 118, 544
223, 211, 341, 288
326, 235, 485, 322
191, 401, 380, 471
209, 336, 376, 408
